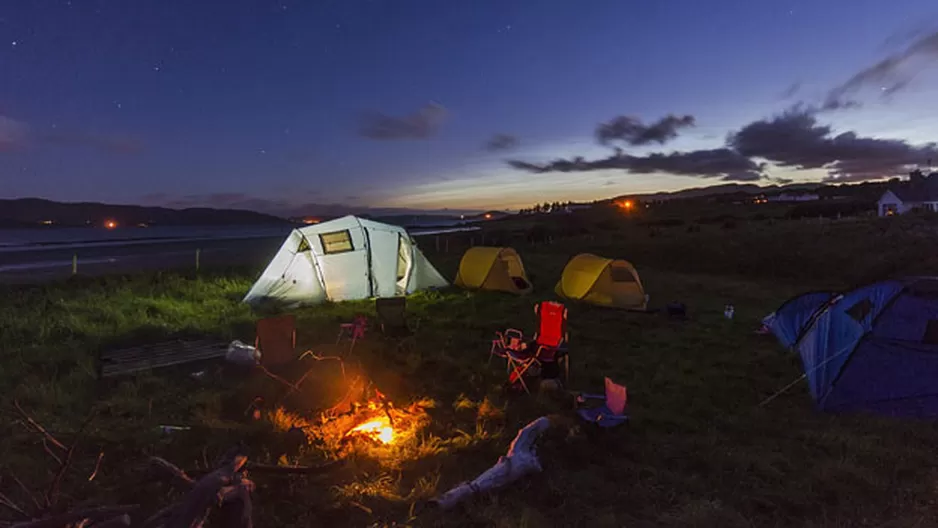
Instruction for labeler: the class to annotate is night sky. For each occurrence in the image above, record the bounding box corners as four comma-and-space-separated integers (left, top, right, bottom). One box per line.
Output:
2, 0, 938, 216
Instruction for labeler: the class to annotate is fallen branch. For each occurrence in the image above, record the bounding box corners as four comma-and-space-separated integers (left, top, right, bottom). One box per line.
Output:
176, 460, 344, 479
159, 455, 248, 527
243, 460, 344, 475
45, 411, 95, 509
12, 401, 66, 452
87, 451, 104, 482
9, 505, 139, 528
257, 365, 303, 394
148, 458, 195, 491
0, 492, 28, 519
430, 416, 552, 510
216, 480, 255, 528
298, 350, 347, 380
87, 514, 131, 527
8, 474, 42, 515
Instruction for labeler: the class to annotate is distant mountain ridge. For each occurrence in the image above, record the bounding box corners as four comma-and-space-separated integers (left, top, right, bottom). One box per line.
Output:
611, 180, 892, 202
0, 198, 289, 228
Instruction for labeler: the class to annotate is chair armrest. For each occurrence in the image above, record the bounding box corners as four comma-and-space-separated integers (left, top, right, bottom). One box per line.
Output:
505, 328, 524, 339
575, 392, 605, 403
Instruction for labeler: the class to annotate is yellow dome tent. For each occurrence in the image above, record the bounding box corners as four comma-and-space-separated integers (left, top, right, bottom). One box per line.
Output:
555, 253, 647, 309
454, 246, 533, 295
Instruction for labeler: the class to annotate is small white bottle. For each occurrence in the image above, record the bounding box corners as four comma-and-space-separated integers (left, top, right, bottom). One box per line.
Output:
724, 304, 735, 320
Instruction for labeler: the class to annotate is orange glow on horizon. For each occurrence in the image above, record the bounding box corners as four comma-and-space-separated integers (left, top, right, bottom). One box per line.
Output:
615, 199, 634, 212
104, 219, 118, 229
484, 213, 493, 219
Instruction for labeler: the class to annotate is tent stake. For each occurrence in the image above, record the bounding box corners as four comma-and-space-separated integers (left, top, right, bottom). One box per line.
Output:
72, 254, 78, 275
195, 248, 201, 272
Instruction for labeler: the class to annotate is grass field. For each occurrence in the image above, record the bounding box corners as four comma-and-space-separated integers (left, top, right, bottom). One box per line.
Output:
4, 214, 938, 527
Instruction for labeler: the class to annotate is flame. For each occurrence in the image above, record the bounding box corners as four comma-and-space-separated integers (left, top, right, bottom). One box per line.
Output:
349, 417, 394, 445
104, 219, 118, 229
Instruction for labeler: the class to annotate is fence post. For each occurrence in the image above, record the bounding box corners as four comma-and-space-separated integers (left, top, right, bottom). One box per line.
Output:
445, 237, 449, 253
72, 254, 77, 275
435, 236, 440, 252
195, 248, 201, 272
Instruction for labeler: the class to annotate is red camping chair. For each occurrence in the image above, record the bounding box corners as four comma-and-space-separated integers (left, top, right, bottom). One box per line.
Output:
504, 301, 569, 393
533, 300, 569, 382
255, 315, 297, 367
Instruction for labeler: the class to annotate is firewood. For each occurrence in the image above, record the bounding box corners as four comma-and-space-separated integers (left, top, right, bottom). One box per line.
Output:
159, 455, 247, 528
9, 505, 139, 528
87, 514, 130, 527
148, 458, 195, 490
430, 416, 552, 510
12, 401, 66, 452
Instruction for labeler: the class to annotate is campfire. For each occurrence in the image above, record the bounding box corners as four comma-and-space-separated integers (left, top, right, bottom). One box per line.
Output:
346, 416, 395, 445
269, 381, 431, 465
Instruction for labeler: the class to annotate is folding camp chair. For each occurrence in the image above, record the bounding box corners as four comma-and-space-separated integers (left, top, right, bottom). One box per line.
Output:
254, 315, 297, 367
532, 300, 569, 384
375, 297, 419, 353
336, 314, 368, 354
501, 301, 569, 394
576, 377, 629, 427
490, 328, 525, 366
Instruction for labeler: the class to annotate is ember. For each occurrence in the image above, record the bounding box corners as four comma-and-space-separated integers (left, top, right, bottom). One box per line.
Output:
347, 417, 394, 445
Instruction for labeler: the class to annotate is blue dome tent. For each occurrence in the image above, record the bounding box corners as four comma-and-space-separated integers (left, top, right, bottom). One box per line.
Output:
765, 291, 839, 348
786, 278, 938, 418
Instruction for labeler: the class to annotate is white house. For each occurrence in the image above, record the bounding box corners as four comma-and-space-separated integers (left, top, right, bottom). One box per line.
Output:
877, 171, 938, 217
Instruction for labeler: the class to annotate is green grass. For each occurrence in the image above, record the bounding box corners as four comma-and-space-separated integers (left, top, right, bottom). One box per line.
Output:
4, 217, 938, 527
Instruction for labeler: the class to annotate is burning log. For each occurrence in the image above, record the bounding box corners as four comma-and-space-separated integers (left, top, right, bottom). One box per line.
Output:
430, 416, 552, 510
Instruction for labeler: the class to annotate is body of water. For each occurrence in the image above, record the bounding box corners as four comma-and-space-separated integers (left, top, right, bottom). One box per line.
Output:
0, 221, 479, 283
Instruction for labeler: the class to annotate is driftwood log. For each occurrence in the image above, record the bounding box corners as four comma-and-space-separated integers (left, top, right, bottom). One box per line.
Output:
430, 416, 552, 510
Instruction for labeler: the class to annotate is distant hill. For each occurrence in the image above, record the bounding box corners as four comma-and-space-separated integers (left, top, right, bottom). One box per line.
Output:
0, 198, 289, 228
610, 179, 895, 203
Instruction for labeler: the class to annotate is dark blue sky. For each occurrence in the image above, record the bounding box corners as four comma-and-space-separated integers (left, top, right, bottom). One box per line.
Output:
2, 0, 938, 214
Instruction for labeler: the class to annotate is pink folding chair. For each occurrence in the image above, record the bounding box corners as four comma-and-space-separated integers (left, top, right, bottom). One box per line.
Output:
576, 377, 629, 427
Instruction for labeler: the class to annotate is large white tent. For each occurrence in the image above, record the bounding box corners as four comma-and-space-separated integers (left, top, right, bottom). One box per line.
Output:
243, 215, 448, 306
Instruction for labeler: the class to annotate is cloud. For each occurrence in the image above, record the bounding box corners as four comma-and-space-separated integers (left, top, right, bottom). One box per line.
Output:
727, 108, 938, 181
507, 147, 765, 180
779, 82, 801, 100
484, 133, 520, 151
827, 29, 938, 103
359, 102, 448, 140
509, 103, 937, 184
0, 114, 142, 154
595, 114, 695, 146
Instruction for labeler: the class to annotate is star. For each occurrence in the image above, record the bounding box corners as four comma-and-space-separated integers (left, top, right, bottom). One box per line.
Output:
259, 149, 267, 155
11, 40, 17, 47
114, 101, 122, 109
153, 65, 161, 72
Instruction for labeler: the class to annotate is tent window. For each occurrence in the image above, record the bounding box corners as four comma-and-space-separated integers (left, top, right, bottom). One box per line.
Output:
846, 298, 873, 322
610, 265, 635, 283
320, 230, 354, 255
923, 321, 938, 345
296, 236, 311, 253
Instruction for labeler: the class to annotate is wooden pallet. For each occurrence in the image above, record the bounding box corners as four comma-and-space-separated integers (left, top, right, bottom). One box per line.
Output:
98, 339, 229, 378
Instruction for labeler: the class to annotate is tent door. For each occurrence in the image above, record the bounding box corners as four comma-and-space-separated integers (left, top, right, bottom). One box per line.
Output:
317, 228, 370, 301
396, 234, 413, 295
